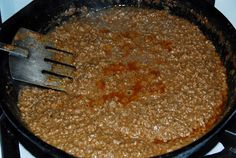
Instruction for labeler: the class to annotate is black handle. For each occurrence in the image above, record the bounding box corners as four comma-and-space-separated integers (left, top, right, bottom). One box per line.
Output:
204, 0, 215, 6
0, 111, 20, 158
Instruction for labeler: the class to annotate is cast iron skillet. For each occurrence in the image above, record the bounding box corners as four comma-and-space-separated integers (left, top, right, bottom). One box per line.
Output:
0, 0, 236, 157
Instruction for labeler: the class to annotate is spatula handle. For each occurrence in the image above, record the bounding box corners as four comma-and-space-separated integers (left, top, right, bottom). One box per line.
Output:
0, 42, 29, 58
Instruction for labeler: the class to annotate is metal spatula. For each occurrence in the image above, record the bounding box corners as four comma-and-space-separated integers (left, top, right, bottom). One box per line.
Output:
0, 28, 76, 91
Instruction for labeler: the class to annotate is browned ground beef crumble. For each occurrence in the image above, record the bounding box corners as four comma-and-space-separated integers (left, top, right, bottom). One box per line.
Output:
18, 7, 227, 157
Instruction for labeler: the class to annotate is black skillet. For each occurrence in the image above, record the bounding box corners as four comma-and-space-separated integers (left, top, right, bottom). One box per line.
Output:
0, 0, 236, 157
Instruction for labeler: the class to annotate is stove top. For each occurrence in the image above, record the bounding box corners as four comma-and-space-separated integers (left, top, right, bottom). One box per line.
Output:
0, 0, 236, 158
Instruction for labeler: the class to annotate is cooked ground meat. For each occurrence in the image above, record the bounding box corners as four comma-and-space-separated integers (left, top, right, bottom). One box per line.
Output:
18, 7, 227, 157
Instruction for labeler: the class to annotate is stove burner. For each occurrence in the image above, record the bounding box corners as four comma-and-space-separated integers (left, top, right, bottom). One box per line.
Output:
0, 112, 20, 158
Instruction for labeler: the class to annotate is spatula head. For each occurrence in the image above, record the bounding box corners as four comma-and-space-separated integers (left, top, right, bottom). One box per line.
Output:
9, 28, 76, 91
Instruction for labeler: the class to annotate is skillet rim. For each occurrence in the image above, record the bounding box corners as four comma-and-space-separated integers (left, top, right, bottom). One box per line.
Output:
1, 0, 236, 157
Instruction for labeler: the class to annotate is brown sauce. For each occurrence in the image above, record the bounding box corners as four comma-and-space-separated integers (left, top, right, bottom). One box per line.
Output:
18, 7, 227, 157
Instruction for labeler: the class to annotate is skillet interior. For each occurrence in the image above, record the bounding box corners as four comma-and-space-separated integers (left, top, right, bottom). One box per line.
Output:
0, 0, 236, 157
